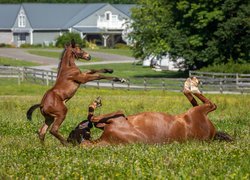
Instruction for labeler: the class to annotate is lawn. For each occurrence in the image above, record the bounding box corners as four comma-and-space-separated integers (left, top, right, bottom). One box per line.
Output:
89, 48, 133, 57
26, 47, 132, 61
0, 79, 249, 179
26, 49, 101, 62
79, 63, 188, 88
79, 63, 187, 79
0, 57, 40, 66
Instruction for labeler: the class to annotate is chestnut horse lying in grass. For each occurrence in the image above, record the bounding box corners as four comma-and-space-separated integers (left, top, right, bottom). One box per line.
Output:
68, 77, 233, 146
26, 40, 125, 146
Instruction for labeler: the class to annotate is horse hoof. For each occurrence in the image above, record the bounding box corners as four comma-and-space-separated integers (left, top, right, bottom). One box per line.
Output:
105, 69, 113, 74
94, 97, 102, 107
120, 78, 127, 83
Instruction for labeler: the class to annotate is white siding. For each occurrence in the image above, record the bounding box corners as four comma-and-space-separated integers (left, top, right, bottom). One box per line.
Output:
0, 32, 13, 44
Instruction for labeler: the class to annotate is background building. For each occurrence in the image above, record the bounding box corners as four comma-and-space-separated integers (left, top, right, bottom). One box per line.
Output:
0, 3, 134, 47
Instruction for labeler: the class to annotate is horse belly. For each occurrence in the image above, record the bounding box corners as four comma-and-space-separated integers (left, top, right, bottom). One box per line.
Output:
127, 112, 182, 144
99, 117, 147, 144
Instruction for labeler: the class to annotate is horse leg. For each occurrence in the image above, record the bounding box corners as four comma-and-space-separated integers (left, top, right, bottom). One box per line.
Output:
49, 104, 68, 146
91, 111, 125, 123
87, 97, 102, 121
49, 114, 68, 146
183, 90, 198, 107
185, 77, 217, 113
76, 73, 126, 83
86, 69, 113, 74
38, 116, 53, 144
86, 73, 126, 83
193, 93, 217, 114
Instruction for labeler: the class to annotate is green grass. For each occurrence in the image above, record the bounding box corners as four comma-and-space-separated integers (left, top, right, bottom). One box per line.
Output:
27, 49, 61, 58
0, 79, 249, 179
79, 63, 187, 79
26, 48, 132, 58
88, 48, 133, 57
0, 57, 40, 66
27, 49, 101, 62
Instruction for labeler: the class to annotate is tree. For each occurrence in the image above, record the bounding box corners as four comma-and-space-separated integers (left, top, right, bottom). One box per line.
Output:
56, 32, 86, 48
130, 0, 250, 70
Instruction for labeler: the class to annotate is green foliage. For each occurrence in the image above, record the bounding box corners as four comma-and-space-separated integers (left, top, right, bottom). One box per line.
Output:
114, 43, 130, 49
0, 82, 249, 178
20, 43, 43, 48
200, 62, 250, 74
130, 0, 250, 70
55, 32, 86, 48
0, 43, 13, 48
130, 0, 173, 59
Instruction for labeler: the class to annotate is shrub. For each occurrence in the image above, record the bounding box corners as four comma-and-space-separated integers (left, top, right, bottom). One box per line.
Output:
56, 32, 86, 48
0, 43, 12, 48
20, 43, 42, 48
114, 43, 129, 49
85, 40, 99, 49
200, 62, 250, 74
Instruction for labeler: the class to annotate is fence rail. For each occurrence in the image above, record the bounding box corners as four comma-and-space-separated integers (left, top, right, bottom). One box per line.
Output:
1, 66, 250, 94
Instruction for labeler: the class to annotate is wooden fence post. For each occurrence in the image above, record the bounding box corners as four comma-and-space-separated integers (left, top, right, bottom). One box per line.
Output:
18, 70, 21, 85
144, 78, 147, 91
220, 81, 223, 94
200, 81, 203, 93
97, 80, 100, 89
46, 71, 49, 86
127, 79, 130, 91
162, 79, 165, 91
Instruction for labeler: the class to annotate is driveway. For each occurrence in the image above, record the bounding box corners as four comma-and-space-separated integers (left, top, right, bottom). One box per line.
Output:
0, 48, 137, 70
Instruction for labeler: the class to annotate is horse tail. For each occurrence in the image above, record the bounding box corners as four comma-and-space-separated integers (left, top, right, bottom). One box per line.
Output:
26, 104, 40, 121
213, 131, 233, 142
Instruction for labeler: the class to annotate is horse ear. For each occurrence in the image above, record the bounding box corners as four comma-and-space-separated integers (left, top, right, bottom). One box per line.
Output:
64, 42, 70, 49
71, 39, 76, 48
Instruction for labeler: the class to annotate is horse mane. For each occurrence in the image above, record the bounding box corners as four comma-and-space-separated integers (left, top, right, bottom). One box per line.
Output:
58, 48, 67, 71
57, 40, 74, 71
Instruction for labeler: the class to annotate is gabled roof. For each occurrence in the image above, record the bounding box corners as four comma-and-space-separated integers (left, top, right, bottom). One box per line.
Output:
0, 3, 135, 30
22, 3, 85, 29
113, 4, 135, 17
0, 4, 20, 29
63, 3, 106, 28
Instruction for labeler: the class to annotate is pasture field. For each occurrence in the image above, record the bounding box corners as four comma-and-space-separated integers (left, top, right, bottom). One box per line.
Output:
26, 47, 132, 60
26, 49, 101, 62
79, 63, 187, 79
0, 57, 40, 66
0, 79, 249, 179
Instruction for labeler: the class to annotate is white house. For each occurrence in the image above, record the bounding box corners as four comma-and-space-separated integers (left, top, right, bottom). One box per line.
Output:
0, 3, 134, 47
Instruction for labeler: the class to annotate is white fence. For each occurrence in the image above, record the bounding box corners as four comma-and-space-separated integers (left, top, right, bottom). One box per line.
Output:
1, 66, 250, 94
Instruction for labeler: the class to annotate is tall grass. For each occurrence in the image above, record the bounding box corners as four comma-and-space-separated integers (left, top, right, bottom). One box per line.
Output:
0, 80, 249, 179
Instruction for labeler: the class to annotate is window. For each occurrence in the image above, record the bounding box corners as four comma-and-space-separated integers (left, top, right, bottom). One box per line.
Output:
19, 33, 26, 41
18, 11, 26, 27
105, 11, 112, 21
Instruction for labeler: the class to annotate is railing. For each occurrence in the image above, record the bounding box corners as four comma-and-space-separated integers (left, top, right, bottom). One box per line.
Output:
189, 71, 250, 93
1, 66, 250, 94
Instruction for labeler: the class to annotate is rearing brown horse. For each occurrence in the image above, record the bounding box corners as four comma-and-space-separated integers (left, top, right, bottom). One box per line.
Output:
78, 77, 232, 146
26, 40, 125, 145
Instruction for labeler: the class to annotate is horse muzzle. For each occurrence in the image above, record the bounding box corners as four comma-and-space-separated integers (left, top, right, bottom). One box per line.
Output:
86, 55, 91, 61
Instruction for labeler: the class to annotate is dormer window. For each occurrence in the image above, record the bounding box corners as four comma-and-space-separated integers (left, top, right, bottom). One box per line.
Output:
18, 10, 26, 27
105, 11, 111, 21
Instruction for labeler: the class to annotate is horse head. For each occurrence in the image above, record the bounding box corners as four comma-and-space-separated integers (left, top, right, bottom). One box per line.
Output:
70, 39, 91, 61
59, 40, 91, 70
